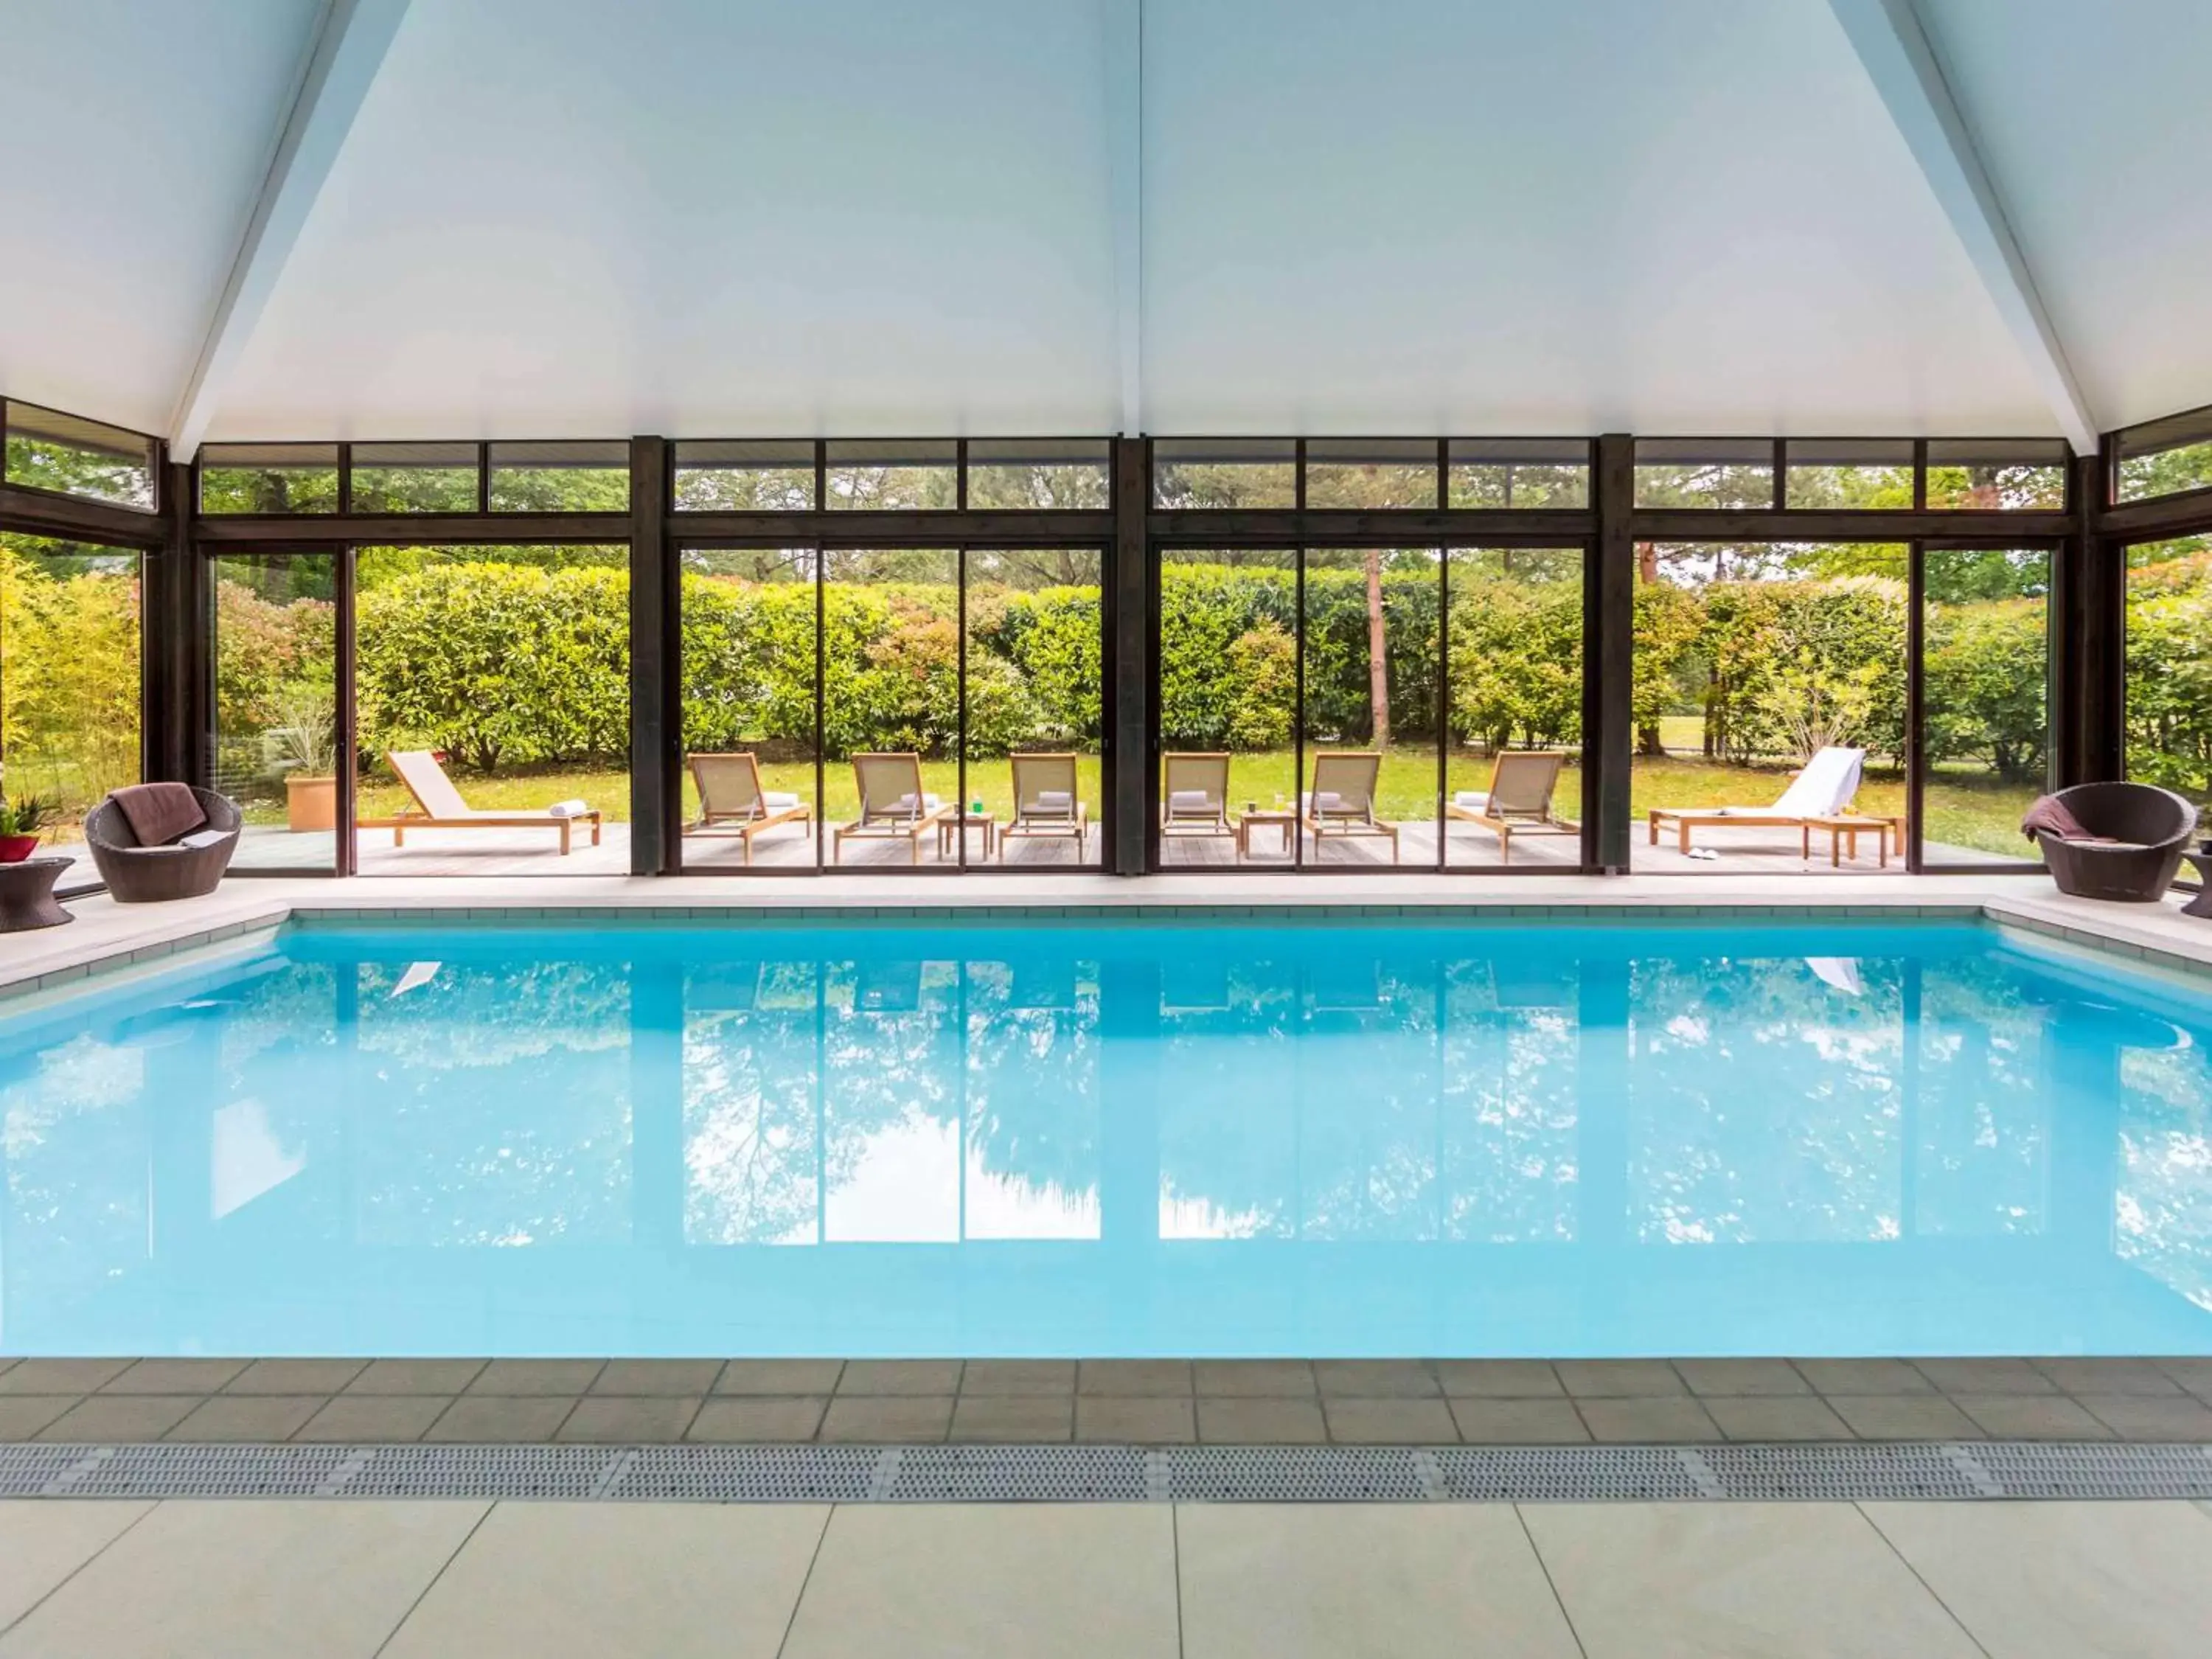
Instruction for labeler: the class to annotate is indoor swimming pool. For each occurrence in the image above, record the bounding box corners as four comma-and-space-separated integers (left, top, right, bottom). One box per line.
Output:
1, 915, 2208, 1360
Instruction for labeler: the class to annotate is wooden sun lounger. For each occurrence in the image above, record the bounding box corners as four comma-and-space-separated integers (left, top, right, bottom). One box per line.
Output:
1001, 752, 1087, 860
685, 752, 813, 866
1447, 750, 1576, 864
358, 750, 602, 855
1302, 751, 1398, 863
1161, 752, 1235, 840
832, 753, 950, 864
1644, 746, 1869, 855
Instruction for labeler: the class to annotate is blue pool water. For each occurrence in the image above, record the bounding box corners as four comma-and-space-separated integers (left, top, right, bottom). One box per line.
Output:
2, 917, 2211, 1360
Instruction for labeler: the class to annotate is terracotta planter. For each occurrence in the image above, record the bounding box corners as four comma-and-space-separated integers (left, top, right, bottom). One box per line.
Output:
0, 835, 39, 863
285, 774, 337, 833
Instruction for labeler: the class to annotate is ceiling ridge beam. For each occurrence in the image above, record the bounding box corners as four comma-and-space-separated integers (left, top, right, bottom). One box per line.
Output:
166, 0, 413, 461
1826, 0, 2096, 453
1104, 0, 1143, 434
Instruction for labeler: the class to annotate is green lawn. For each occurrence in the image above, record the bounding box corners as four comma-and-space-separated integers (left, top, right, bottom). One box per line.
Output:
345, 747, 2034, 860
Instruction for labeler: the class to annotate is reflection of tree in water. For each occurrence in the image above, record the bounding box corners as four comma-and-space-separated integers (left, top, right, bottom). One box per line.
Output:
1916, 958, 2051, 1236
351, 959, 633, 1246
963, 961, 1101, 1219
1294, 967, 1445, 1242
1157, 965, 1301, 1237
1442, 961, 1579, 1244
685, 962, 825, 1246
1629, 955, 1906, 1244
2119, 1040, 2212, 1312
1, 1033, 149, 1305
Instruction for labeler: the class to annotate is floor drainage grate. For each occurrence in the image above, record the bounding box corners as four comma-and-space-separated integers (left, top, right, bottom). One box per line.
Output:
3, 1442, 2211, 1502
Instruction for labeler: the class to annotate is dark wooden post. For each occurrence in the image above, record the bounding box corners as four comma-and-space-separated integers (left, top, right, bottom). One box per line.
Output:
1110, 437, 1151, 874
147, 456, 205, 787
1590, 434, 1635, 872
629, 436, 675, 874
2065, 448, 2125, 784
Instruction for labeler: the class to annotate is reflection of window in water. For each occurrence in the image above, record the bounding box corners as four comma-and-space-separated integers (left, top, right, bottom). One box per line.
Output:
2117, 1039, 2212, 1314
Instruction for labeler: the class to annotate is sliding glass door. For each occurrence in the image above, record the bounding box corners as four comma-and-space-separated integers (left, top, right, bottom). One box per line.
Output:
1913, 545, 2051, 869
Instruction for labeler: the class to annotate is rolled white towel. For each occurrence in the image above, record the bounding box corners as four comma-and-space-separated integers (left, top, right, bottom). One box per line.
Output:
1453, 790, 1489, 810
888, 793, 944, 813
1300, 790, 1347, 811
545, 799, 592, 818
761, 790, 801, 810
1167, 790, 1215, 813
1033, 789, 1073, 806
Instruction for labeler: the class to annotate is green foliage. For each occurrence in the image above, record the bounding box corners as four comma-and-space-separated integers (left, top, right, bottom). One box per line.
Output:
1226, 623, 1296, 749
0, 541, 144, 813
1450, 569, 1582, 751
0, 793, 56, 835
1695, 575, 1908, 765
2125, 547, 2212, 804
1922, 598, 2049, 782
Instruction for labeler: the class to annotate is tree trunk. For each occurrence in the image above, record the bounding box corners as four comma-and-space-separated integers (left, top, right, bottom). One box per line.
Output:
1364, 546, 1390, 748
1637, 542, 1660, 584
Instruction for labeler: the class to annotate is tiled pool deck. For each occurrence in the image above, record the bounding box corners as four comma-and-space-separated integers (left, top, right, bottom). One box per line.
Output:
4, 1355, 2212, 1447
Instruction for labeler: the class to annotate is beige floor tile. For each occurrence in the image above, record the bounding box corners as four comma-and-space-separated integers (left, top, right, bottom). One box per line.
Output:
1790, 1359, 1933, 1395
1312, 1360, 1440, 1398
343, 1359, 487, 1395
781, 1504, 1178, 1659
0, 1501, 150, 1630
1952, 1394, 2113, 1440
2076, 1394, 2212, 1440
1703, 1397, 1854, 1441
1178, 1504, 1582, 1659
1434, 1360, 1563, 1398
590, 1360, 724, 1397
226, 1359, 369, 1395
166, 1395, 326, 1443
818, 1396, 953, 1443
422, 1396, 576, 1444
686, 1397, 827, 1442
98, 1359, 246, 1395
1197, 1398, 1328, 1444
1449, 1399, 1589, 1444
959, 1360, 1076, 1396
1574, 1398, 1719, 1443
293, 1394, 453, 1443
467, 1360, 606, 1396
1823, 1394, 1983, 1440
555, 1396, 701, 1442
0, 1360, 128, 1397
381, 1502, 827, 1659
948, 1394, 1073, 1442
1077, 1360, 1192, 1396
1671, 1359, 1810, 1397
2029, 1357, 2183, 1397
1322, 1398, 1458, 1444
1913, 1358, 2058, 1395
0, 1398, 79, 1440
1865, 1501, 2212, 1659
0, 1500, 487, 1659
1075, 1397, 1195, 1443
835, 1360, 959, 1397
721, 1360, 846, 1395
1193, 1360, 1315, 1398
35, 1395, 202, 1442
1523, 1502, 1982, 1658
1554, 1360, 1687, 1398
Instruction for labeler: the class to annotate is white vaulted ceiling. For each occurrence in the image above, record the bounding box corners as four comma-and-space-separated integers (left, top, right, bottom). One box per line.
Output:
0, 0, 2207, 451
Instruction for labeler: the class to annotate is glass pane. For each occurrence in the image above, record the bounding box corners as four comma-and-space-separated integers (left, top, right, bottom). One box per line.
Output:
1925, 439, 2067, 509
824, 441, 957, 510
1630, 541, 1906, 873
211, 552, 337, 872
964, 439, 1110, 509
1444, 547, 1583, 869
1301, 548, 1435, 866
1921, 548, 2049, 865
349, 442, 479, 513
673, 440, 815, 511
487, 441, 630, 512
822, 547, 960, 865
2125, 535, 2212, 826
1633, 439, 1774, 509
966, 547, 1102, 868
678, 546, 820, 871
1152, 439, 1296, 508
1784, 439, 1913, 508
0, 533, 142, 892
1158, 548, 1295, 866
1303, 439, 1437, 509
352, 545, 628, 874
1447, 439, 1589, 508
2116, 409, 2212, 501
1, 401, 156, 510
199, 443, 340, 513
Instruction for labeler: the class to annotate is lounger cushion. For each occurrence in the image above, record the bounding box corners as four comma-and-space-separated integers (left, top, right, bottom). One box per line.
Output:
1453, 790, 1489, 810
1167, 790, 1216, 813
762, 790, 801, 810
888, 793, 944, 813
1301, 791, 1348, 811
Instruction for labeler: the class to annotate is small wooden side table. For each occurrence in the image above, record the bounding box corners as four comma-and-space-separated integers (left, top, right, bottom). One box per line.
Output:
0, 858, 73, 932
1801, 814, 1894, 869
935, 813, 996, 860
2180, 851, 2212, 918
1237, 810, 1298, 862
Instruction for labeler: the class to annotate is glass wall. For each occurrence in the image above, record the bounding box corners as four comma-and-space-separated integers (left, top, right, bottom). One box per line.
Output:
1444, 547, 1583, 869
678, 543, 1106, 872
0, 533, 143, 888
1919, 547, 2050, 866
2125, 534, 2212, 818
211, 552, 338, 872
1, 401, 157, 510
1630, 542, 1907, 872
1157, 548, 1295, 867
1299, 548, 1433, 866
351, 544, 629, 874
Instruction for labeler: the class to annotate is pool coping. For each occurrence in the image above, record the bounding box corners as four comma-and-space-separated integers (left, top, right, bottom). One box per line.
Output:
4, 1356, 2211, 1449
9, 875, 2212, 1003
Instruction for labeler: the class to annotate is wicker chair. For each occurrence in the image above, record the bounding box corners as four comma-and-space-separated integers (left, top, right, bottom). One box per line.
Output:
83, 787, 242, 902
2033, 782, 2197, 902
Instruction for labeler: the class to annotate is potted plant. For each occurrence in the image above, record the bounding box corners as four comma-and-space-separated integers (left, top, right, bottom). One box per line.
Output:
0, 793, 54, 863
264, 695, 338, 832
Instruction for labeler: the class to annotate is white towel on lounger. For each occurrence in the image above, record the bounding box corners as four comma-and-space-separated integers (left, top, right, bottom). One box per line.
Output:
546, 799, 591, 818
1167, 790, 1215, 813
1453, 790, 1489, 810
761, 790, 801, 810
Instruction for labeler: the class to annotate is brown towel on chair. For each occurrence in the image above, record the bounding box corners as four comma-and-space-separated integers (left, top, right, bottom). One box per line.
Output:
111, 782, 206, 846
2020, 793, 2110, 844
